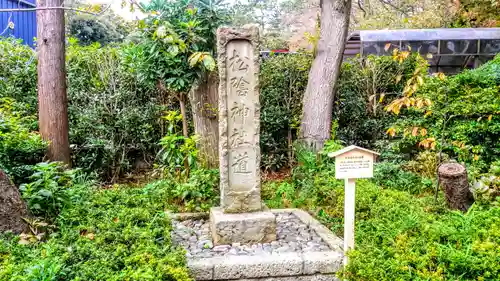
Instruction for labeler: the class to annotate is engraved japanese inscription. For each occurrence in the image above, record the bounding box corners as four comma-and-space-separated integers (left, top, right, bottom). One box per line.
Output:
227, 40, 257, 189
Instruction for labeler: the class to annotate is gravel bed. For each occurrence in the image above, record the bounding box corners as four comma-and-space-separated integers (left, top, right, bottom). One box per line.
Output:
172, 212, 332, 259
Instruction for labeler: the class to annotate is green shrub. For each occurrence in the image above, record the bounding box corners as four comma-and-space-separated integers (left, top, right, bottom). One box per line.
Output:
0, 38, 165, 182
68, 14, 128, 46
341, 185, 500, 281
19, 162, 78, 220
372, 161, 433, 195
0, 39, 37, 110
265, 152, 500, 280
335, 54, 423, 148
156, 111, 199, 179
258, 53, 423, 170
471, 160, 500, 205
391, 55, 500, 172
145, 168, 219, 212
67, 41, 164, 180
0, 182, 191, 280
259, 54, 312, 170
0, 98, 46, 185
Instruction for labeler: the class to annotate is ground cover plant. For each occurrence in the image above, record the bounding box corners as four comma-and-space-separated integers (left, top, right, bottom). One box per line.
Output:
262, 145, 500, 281
0, 177, 191, 280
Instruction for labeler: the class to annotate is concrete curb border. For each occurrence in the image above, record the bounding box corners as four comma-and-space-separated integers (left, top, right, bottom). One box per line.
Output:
172, 209, 344, 281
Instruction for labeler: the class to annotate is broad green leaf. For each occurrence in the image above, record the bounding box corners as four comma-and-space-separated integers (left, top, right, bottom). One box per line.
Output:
202, 55, 216, 71
167, 45, 179, 56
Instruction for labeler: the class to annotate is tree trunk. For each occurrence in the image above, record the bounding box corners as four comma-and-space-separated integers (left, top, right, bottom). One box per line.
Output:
37, 0, 70, 164
179, 94, 190, 175
179, 95, 189, 138
0, 170, 28, 234
438, 162, 474, 212
300, 0, 352, 151
189, 72, 219, 169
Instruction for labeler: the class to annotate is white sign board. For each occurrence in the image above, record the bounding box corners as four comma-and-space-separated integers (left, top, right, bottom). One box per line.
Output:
335, 150, 375, 179
328, 145, 379, 267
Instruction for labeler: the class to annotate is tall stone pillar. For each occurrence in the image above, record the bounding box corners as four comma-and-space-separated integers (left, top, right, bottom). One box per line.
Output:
210, 25, 277, 245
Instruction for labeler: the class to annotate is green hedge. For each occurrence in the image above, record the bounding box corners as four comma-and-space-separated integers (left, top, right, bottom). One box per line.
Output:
0, 38, 165, 182
259, 53, 423, 169
67, 41, 164, 180
335, 54, 422, 148
392, 55, 500, 172
260, 54, 311, 170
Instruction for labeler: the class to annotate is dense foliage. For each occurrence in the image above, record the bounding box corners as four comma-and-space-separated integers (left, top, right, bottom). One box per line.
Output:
156, 111, 199, 178
263, 145, 500, 281
68, 14, 129, 46
0, 38, 165, 182
67, 41, 163, 180
259, 53, 423, 170
335, 54, 423, 148
0, 39, 37, 109
390, 55, 500, 175
0, 181, 190, 280
19, 162, 77, 220
259, 54, 311, 170
0, 98, 46, 185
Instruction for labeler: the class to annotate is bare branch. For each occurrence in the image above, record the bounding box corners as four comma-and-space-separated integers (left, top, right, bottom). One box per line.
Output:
377, 0, 409, 16
357, 0, 367, 17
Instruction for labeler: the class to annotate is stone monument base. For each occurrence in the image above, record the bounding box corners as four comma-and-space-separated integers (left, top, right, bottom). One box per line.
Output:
210, 207, 277, 245
171, 209, 344, 281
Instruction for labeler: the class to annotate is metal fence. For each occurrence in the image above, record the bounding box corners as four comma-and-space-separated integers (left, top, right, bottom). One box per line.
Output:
0, 0, 36, 47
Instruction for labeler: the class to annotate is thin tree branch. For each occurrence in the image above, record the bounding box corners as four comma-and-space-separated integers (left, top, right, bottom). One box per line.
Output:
377, 0, 409, 16
357, 0, 367, 17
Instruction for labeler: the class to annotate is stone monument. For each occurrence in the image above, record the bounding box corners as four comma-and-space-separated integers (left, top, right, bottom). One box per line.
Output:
209, 25, 277, 245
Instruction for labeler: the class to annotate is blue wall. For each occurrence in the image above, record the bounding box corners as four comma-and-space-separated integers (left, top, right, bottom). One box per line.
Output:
0, 0, 36, 47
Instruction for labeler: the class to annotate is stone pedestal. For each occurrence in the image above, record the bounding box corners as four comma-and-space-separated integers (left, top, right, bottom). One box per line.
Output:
210, 207, 276, 245
211, 25, 276, 245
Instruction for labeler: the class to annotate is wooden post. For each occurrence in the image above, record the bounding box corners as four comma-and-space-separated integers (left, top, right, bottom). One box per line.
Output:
329, 145, 380, 268
344, 178, 356, 265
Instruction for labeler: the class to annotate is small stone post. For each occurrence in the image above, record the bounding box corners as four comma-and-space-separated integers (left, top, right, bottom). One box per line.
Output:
210, 25, 276, 245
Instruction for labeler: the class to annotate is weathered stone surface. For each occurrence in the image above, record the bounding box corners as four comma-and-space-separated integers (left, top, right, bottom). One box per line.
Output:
276, 209, 343, 251
237, 275, 340, 281
172, 212, 331, 258
0, 170, 28, 234
213, 253, 303, 280
179, 209, 343, 280
217, 25, 262, 213
210, 207, 276, 245
303, 251, 343, 275
188, 259, 215, 280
